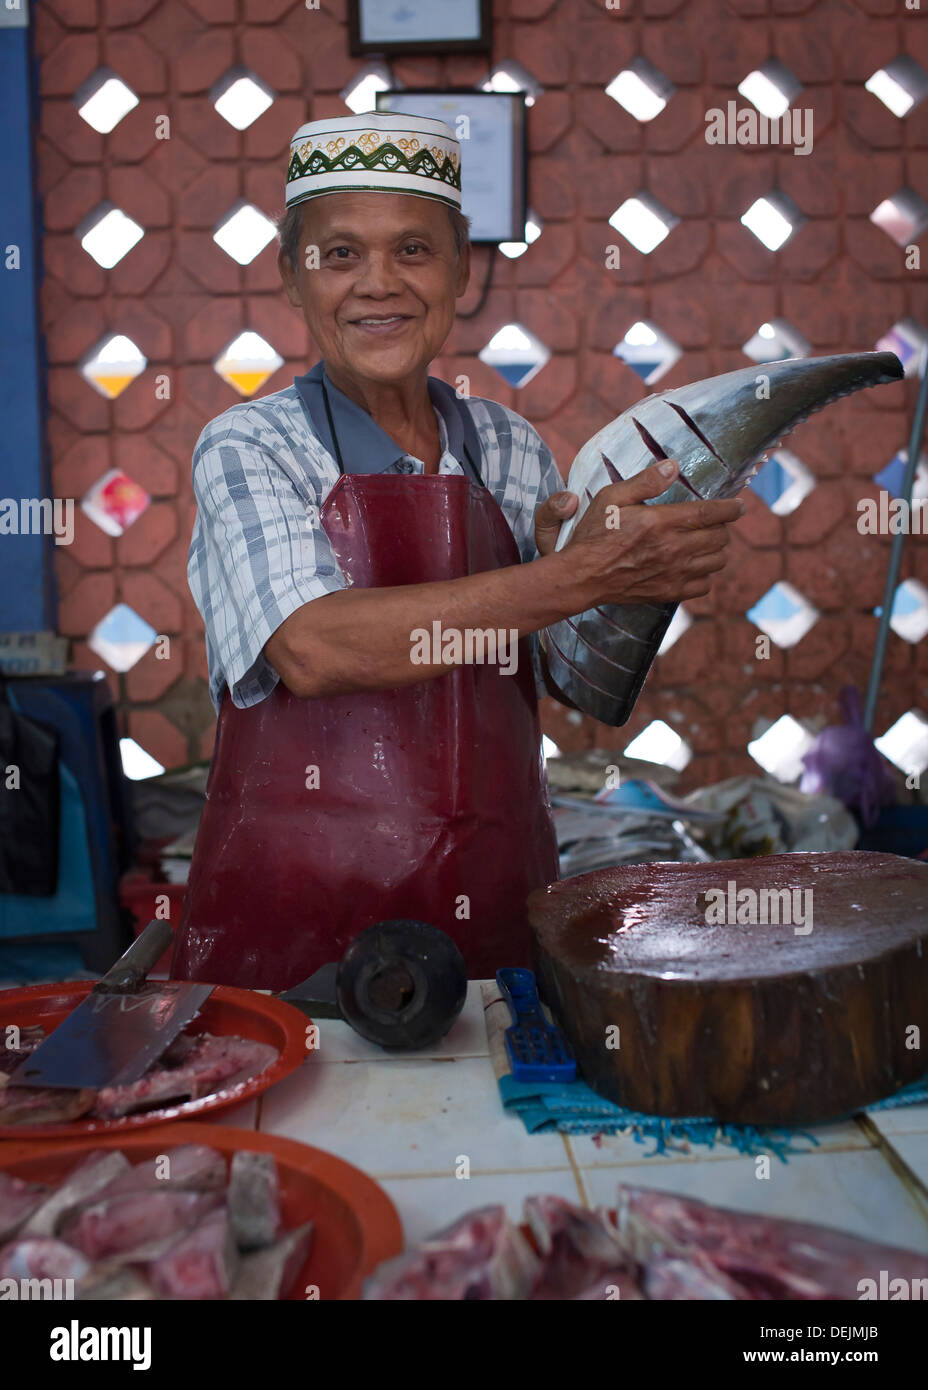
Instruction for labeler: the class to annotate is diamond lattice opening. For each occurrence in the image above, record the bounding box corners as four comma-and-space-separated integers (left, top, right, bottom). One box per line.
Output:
481, 61, 541, 106
342, 64, 394, 114
623, 719, 692, 772
873, 449, 928, 501
613, 320, 682, 386
79, 334, 147, 400
748, 714, 816, 782
876, 318, 928, 377
887, 579, 928, 644
749, 449, 816, 516
120, 738, 165, 781
88, 604, 158, 673
606, 58, 675, 122
875, 711, 928, 776
741, 193, 803, 251
609, 194, 678, 254
212, 68, 276, 130
74, 69, 139, 133
743, 319, 810, 364
747, 581, 820, 648
78, 205, 144, 269
213, 203, 277, 266
214, 332, 283, 397
478, 323, 550, 389
738, 59, 802, 119
870, 188, 928, 248
498, 211, 542, 260
865, 56, 928, 118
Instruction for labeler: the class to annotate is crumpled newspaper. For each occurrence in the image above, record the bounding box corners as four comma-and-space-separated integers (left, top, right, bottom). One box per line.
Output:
682, 776, 858, 857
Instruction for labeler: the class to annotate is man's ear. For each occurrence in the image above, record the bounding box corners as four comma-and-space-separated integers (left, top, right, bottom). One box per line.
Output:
278, 246, 303, 309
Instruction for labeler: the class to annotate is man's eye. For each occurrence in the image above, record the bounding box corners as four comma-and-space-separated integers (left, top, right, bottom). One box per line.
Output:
328, 247, 353, 259
402, 243, 425, 256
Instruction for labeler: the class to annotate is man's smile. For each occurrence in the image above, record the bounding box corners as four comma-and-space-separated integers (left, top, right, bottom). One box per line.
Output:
349, 314, 415, 336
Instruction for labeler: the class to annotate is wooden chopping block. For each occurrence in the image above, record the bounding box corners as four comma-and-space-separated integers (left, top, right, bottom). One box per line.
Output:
528, 851, 928, 1126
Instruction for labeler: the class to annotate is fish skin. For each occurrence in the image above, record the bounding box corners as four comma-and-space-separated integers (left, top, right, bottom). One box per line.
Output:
22, 1151, 131, 1238
228, 1222, 314, 1301
228, 1151, 281, 1252
542, 351, 904, 726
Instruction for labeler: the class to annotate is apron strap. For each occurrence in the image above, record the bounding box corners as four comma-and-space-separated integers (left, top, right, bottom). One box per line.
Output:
321, 378, 347, 476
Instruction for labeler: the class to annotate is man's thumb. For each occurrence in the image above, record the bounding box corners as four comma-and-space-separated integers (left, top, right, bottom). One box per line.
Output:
614, 457, 679, 504
534, 490, 578, 555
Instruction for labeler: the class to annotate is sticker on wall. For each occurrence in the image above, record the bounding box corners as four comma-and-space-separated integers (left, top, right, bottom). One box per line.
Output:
81, 469, 151, 536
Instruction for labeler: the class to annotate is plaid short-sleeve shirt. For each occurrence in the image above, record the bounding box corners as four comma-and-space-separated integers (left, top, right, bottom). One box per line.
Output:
188, 364, 565, 710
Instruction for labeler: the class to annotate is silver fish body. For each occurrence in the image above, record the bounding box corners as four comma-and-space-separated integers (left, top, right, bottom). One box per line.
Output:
541, 351, 903, 726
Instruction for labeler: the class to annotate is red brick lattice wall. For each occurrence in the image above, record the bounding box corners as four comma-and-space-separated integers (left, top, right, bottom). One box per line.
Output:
35, 0, 928, 790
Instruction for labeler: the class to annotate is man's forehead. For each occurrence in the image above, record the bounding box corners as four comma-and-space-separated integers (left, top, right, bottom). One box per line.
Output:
300, 192, 447, 237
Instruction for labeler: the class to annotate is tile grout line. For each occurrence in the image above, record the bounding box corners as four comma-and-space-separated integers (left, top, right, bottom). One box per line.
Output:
856, 1113, 928, 1231
561, 1134, 591, 1208
363, 1165, 583, 1182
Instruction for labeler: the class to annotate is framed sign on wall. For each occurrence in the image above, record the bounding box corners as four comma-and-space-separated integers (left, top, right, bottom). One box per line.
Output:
376, 89, 526, 245
348, 0, 492, 56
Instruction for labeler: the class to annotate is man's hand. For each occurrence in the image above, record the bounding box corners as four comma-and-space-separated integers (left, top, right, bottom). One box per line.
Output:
566, 458, 744, 607
534, 490, 579, 557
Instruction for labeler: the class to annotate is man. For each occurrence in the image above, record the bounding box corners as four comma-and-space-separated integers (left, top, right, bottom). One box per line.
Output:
171, 112, 741, 990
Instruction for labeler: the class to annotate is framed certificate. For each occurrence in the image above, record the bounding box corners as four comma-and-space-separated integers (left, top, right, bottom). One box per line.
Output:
349, 0, 491, 55
376, 89, 526, 245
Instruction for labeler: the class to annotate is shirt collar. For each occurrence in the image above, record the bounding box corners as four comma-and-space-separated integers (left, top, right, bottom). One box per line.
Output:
293, 360, 469, 476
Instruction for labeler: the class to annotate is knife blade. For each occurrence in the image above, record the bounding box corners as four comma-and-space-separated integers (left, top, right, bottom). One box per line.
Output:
9, 920, 214, 1091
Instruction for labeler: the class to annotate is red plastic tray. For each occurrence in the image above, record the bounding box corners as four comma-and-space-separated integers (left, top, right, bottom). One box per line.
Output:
0, 1123, 403, 1301
0, 981, 310, 1139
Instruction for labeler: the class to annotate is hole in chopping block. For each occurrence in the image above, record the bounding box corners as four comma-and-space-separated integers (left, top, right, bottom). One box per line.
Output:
367, 963, 417, 1014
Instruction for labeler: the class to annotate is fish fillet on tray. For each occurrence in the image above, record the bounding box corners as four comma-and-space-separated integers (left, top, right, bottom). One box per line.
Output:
0, 1125, 402, 1301
0, 982, 307, 1136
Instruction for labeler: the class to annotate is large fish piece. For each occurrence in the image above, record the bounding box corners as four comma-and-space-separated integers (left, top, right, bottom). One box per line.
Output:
541, 351, 903, 725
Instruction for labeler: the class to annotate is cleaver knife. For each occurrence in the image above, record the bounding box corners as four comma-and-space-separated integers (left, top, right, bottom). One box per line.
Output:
10, 920, 214, 1091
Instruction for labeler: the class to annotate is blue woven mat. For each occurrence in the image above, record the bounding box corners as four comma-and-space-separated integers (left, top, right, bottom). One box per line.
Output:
498, 1072, 928, 1161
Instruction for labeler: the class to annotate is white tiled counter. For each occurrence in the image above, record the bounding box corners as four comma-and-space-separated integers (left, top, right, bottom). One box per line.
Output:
227, 982, 928, 1254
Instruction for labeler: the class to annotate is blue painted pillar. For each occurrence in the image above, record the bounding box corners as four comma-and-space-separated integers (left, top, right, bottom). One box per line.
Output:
0, 0, 55, 632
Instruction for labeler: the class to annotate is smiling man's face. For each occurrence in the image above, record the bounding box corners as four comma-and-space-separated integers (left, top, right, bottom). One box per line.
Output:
279, 192, 470, 396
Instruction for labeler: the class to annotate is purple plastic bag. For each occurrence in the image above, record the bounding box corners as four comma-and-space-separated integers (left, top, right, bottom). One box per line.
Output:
799, 686, 897, 828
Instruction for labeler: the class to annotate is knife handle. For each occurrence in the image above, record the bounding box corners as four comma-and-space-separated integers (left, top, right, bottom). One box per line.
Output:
97, 919, 174, 994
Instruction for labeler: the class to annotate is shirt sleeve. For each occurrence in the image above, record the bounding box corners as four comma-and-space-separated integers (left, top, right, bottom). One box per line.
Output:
520, 433, 568, 566
188, 412, 348, 709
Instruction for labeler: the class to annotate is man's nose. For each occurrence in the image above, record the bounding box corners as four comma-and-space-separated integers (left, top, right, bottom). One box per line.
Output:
354, 251, 403, 297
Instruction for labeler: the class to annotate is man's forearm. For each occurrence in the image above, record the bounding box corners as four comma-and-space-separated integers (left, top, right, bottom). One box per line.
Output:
265, 549, 590, 698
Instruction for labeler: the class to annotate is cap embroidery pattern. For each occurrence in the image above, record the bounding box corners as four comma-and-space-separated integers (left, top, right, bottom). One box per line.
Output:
286, 137, 462, 194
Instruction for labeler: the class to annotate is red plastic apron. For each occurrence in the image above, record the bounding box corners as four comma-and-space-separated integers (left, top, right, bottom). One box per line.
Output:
171, 469, 559, 990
